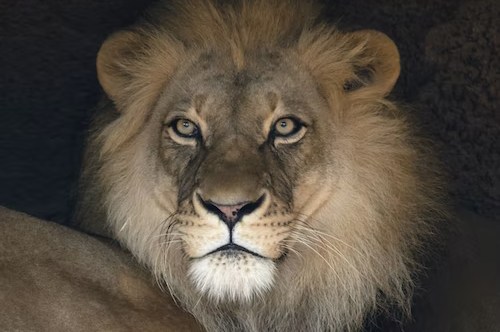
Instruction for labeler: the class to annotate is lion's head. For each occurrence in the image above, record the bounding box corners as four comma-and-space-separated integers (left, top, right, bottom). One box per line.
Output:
76, 1, 444, 331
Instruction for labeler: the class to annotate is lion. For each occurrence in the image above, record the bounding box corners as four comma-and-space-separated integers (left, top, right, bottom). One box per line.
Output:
74, 0, 445, 331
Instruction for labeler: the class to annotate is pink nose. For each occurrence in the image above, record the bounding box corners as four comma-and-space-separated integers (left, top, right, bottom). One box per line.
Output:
198, 194, 266, 225
212, 203, 247, 223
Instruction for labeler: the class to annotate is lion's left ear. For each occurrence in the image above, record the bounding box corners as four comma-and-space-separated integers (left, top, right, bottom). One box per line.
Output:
343, 30, 400, 97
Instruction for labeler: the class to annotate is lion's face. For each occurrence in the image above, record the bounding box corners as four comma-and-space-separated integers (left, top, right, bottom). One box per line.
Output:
80, 1, 443, 330
152, 54, 334, 301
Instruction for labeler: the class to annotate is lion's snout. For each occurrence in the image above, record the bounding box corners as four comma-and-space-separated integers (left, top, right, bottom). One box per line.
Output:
197, 192, 266, 225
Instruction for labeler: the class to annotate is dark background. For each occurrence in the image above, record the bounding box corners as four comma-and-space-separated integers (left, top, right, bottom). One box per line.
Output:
0, 0, 499, 224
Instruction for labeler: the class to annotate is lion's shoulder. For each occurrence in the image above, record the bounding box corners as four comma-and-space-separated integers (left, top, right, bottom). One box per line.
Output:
0, 207, 201, 331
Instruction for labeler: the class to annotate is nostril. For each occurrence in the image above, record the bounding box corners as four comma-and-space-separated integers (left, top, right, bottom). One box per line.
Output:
198, 194, 265, 224
235, 195, 265, 219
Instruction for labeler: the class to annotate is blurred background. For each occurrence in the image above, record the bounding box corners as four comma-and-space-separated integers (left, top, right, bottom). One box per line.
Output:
0, 0, 498, 224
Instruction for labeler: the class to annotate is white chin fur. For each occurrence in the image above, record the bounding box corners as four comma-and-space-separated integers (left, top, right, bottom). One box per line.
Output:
188, 251, 276, 302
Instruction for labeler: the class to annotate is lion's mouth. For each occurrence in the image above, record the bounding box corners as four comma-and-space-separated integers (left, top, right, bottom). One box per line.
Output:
201, 243, 265, 259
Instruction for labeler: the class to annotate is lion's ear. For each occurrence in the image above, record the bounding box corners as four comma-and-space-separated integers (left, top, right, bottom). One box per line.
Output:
343, 30, 400, 98
96, 30, 143, 107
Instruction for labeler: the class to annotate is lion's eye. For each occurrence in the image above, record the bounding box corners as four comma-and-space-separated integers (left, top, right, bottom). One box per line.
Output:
271, 117, 307, 145
166, 118, 201, 146
274, 118, 300, 137
171, 119, 199, 138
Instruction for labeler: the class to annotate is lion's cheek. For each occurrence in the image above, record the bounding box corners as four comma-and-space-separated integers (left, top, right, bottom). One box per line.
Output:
293, 170, 336, 219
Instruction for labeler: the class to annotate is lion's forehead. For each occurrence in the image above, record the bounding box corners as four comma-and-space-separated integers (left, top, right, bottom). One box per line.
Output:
163, 53, 324, 123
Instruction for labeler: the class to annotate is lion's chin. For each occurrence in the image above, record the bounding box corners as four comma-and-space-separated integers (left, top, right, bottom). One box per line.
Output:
187, 250, 276, 303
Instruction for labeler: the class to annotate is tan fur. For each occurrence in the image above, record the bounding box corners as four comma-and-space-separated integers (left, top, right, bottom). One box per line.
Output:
75, 1, 445, 331
0, 207, 202, 331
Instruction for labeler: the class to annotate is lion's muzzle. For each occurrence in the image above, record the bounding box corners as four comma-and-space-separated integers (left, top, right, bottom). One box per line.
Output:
175, 190, 292, 301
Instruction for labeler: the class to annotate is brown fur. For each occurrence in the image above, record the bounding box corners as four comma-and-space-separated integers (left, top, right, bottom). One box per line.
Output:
75, 1, 445, 331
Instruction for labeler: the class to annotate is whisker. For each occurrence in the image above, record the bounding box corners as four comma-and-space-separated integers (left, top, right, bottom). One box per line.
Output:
289, 233, 347, 293
293, 215, 374, 260
158, 240, 184, 246
193, 291, 205, 310
150, 211, 183, 306
280, 240, 304, 260
294, 225, 365, 279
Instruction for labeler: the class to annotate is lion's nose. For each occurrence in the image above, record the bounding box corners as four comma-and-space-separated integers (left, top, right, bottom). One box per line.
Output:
198, 194, 265, 227
212, 203, 246, 223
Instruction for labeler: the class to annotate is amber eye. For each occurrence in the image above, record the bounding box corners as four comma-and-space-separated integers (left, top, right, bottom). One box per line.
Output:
274, 117, 302, 137
171, 118, 199, 138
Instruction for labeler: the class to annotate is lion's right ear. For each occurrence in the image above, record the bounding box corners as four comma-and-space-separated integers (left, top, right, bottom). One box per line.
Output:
96, 30, 143, 108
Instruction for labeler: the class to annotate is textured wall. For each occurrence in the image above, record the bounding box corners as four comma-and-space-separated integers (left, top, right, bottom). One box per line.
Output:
0, 0, 498, 223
